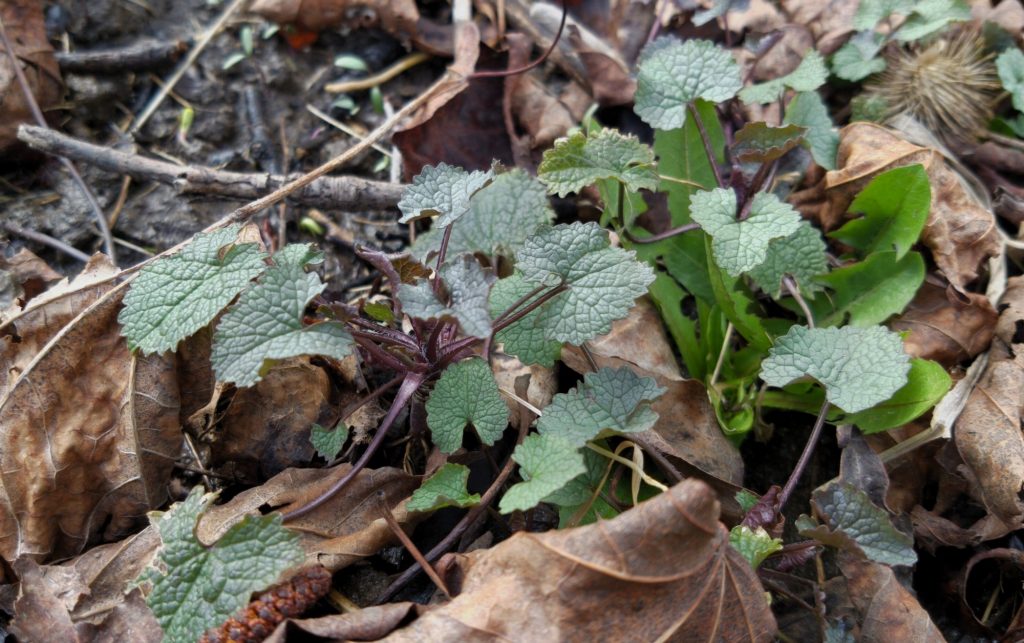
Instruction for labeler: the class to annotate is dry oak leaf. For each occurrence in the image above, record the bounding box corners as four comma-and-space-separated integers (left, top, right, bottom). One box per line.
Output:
890, 280, 997, 367
0, 0, 63, 153
838, 554, 945, 642
0, 268, 181, 563
383, 478, 776, 642
824, 123, 1000, 291
0, 248, 63, 317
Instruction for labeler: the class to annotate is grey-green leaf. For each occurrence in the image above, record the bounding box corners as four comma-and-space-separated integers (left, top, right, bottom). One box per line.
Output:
831, 32, 886, 82
489, 272, 562, 367
120, 225, 267, 354
805, 482, 917, 566
499, 434, 587, 513
997, 47, 1024, 112
740, 50, 828, 104
399, 255, 495, 339
537, 367, 664, 446
310, 422, 348, 460
397, 163, 493, 226
634, 38, 742, 129
425, 357, 509, 454
211, 244, 353, 387
407, 463, 481, 512
537, 128, 658, 197
895, 0, 971, 42
140, 487, 303, 643
748, 221, 829, 299
761, 325, 911, 413
784, 91, 839, 170
515, 222, 655, 345
690, 188, 802, 277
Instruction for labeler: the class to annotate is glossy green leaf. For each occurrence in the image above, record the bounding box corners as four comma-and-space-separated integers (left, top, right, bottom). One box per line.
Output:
840, 358, 951, 433
731, 122, 806, 164
706, 235, 773, 351
817, 251, 925, 327
831, 165, 930, 259
729, 525, 783, 569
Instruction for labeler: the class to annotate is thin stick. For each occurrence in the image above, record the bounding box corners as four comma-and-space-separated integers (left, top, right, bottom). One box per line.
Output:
0, 16, 116, 261
1, 222, 91, 263
709, 323, 734, 387
305, 104, 392, 157
131, 0, 249, 133
585, 442, 668, 492
688, 103, 724, 189
378, 494, 451, 598
325, 52, 431, 93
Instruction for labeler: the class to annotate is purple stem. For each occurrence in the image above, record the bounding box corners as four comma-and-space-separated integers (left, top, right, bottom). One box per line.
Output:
776, 398, 830, 513
689, 103, 724, 189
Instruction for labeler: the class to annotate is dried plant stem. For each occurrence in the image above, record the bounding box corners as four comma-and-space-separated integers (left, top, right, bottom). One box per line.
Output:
378, 495, 451, 598
783, 276, 814, 325
325, 52, 431, 93
0, 16, 116, 262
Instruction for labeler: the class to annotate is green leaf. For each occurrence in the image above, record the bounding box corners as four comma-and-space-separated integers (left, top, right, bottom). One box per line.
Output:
760, 325, 911, 413
895, 0, 971, 41
661, 233, 715, 304
399, 256, 495, 339
537, 367, 664, 446
407, 463, 481, 512
839, 358, 951, 433
310, 422, 349, 460
515, 222, 655, 345
489, 272, 562, 366
804, 482, 917, 566
740, 50, 828, 104
784, 91, 839, 170
731, 122, 807, 164
537, 128, 658, 197
120, 225, 267, 354
425, 357, 509, 453
997, 47, 1024, 112
706, 235, 773, 352
363, 301, 394, 323
831, 32, 886, 82
830, 165, 930, 259
543, 447, 620, 526
729, 525, 783, 569
140, 487, 303, 643
334, 53, 368, 71
850, 93, 889, 122
397, 163, 494, 226
817, 251, 925, 327
211, 245, 353, 387
854, 0, 915, 30
735, 489, 760, 513
648, 272, 705, 379
693, 0, 750, 26
634, 38, 742, 129
412, 169, 554, 260
690, 188, 802, 277
748, 221, 829, 299
499, 434, 587, 513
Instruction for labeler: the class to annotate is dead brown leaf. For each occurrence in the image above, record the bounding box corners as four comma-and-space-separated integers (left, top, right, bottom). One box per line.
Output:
383, 478, 776, 642
825, 123, 1001, 290
0, 248, 62, 313
0, 0, 63, 154
891, 281, 997, 367
839, 554, 945, 642
249, 0, 422, 46
266, 603, 421, 642
961, 548, 1024, 641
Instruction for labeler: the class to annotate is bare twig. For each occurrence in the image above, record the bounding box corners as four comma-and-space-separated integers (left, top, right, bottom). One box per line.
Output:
55, 39, 187, 73
325, 52, 431, 93
0, 15, 116, 262
1, 222, 91, 263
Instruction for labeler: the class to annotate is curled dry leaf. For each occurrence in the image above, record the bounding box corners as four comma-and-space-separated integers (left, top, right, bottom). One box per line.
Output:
825, 123, 1000, 291
0, 0, 63, 153
961, 548, 1024, 640
891, 281, 997, 367
383, 479, 776, 642
954, 276, 1024, 530
0, 248, 62, 315
265, 603, 421, 642
838, 554, 945, 642
0, 259, 181, 562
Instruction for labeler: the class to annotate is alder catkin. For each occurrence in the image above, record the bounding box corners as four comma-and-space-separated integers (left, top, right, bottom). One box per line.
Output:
199, 566, 332, 643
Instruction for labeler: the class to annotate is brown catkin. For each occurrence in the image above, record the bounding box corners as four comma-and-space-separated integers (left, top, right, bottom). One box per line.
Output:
199, 566, 333, 643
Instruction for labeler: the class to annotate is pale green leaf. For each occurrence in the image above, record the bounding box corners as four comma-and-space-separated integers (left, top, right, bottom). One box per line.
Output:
830, 164, 930, 259
690, 188, 802, 277
412, 169, 554, 260
120, 225, 267, 354
997, 48, 1024, 112
760, 325, 911, 413
784, 91, 839, 170
397, 163, 493, 226
537, 128, 658, 197
515, 222, 655, 345
740, 50, 828, 104
731, 122, 807, 164
140, 488, 303, 643
634, 38, 742, 129
693, 0, 750, 26
489, 272, 562, 366
211, 245, 353, 387
398, 255, 495, 339
854, 0, 915, 30
896, 0, 970, 41
839, 358, 951, 433
407, 463, 481, 512
748, 221, 829, 299
537, 367, 664, 446
831, 32, 886, 82
425, 357, 509, 453
729, 525, 783, 569
310, 422, 348, 460
806, 482, 917, 566
543, 447, 620, 526
817, 251, 925, 327
499, 434, 587, 513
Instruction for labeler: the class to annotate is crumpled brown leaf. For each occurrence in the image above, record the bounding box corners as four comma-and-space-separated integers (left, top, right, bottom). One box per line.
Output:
890, 281, 997, 367
961, 548, 1024, 641
249, 0, 422, 45
0, 260, 181, 563
0, 0, 63, 154
383, 478, 777, 642
0, 248, 62, 315
825, 123, 1001, 290
838, 554, 945, 642
953, 276, 1024, 531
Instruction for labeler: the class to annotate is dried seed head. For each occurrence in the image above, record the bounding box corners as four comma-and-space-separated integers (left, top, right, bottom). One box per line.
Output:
865, 31, 1000, 141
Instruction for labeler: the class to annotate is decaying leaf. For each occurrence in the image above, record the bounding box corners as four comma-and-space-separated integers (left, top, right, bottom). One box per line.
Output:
891, 281, 997, 366
249, 0, 423, 46
0, 0, 63, 153
824, 123, 1000, 290
838, 555, 945, 642
385, 479, 776, 641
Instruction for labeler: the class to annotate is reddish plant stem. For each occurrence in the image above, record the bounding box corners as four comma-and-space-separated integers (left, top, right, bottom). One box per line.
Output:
469, 0, 568, 79
337, 374, 403, 424
493, 283, 547, 325
349, 325, 419, 350
283, 373, 425, 521
352, 335, 422, 373
689, 102, 725, 190
434, 224, 454, 296
776, 398, 831, 513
